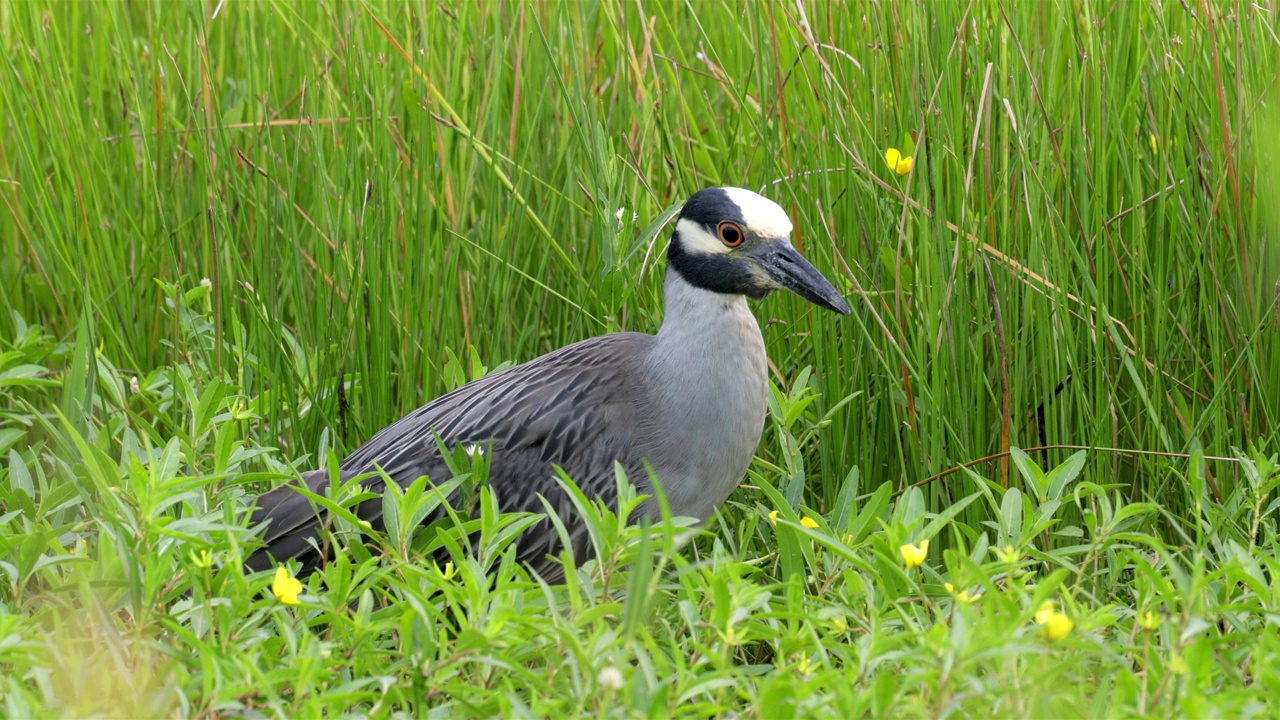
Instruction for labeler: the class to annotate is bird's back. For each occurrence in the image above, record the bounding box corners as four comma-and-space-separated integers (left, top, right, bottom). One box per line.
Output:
246, 332, 657, 580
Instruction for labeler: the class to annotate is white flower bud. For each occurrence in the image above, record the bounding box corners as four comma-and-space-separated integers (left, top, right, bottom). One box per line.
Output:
597, 666, 623, 691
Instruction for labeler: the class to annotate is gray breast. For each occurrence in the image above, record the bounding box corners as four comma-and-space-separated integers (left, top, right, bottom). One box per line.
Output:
632, 272, 769, 521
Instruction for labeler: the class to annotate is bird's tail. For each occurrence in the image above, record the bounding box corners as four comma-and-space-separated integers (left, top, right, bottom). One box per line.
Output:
242, 469, 586, 583
243, 469, 369, 576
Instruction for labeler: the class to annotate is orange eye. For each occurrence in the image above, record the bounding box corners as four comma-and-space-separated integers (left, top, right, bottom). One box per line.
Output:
718, 221, 744, 248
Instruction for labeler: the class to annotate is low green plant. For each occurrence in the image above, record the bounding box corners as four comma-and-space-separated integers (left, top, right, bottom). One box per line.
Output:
2, 305, 1277, 715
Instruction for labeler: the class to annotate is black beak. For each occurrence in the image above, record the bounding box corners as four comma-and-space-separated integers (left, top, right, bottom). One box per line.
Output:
754, 243, 851, 315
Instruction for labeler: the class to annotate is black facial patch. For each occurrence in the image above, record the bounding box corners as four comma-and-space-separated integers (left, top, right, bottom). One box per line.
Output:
668, 226, 772, 299
668, 187, 777, 298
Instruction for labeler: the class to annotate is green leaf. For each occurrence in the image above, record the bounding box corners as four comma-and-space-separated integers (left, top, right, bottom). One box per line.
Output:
60, 311, 95, 440
916, 491, 981, 542
999, 488, 1024, 545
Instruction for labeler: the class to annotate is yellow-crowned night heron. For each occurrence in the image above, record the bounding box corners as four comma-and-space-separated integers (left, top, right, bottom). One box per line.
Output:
245, 187, 849, 581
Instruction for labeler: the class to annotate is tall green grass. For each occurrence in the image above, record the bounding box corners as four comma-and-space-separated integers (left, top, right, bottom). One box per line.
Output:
5, 1, 1276, 504
2, 0, 1280, 716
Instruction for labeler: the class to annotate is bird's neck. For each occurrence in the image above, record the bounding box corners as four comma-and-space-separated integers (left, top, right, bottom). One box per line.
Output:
659, 264, 753, 333
651, 266, 767, 390
639, 263, 769, 519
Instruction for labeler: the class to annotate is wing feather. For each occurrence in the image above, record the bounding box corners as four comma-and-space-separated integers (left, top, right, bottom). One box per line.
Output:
248, 332, 655, 578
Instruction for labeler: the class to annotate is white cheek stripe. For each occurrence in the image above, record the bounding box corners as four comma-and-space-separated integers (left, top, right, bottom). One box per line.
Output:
675, 217, 731, 255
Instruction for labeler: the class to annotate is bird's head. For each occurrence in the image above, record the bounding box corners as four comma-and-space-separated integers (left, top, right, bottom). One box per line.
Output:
667, 187, 851, 314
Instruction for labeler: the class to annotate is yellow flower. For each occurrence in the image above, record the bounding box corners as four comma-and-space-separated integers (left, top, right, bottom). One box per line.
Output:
899, 540, 928, 569
1035, 601, 1055, 625
994, 545, 1019, 563
944, 582, 976, 603
1169, 654, 1188, 675
795, 655, 815, 676
885, 147, 913, 176
769, 511, 818, 529
1138, 610, 1160, 631
1034, 604, 1075, 638
271, 566, 303, 605
1149, 134, 1177, 154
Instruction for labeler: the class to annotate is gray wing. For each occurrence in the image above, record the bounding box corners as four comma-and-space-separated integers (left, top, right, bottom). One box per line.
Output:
248, 332, 655, 580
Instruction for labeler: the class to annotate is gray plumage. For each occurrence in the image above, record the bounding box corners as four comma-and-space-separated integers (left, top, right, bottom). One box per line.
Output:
244, 187, 849, 581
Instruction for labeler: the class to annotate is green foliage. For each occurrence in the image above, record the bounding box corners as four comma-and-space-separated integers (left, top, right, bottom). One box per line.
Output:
2, 0, 1279, 716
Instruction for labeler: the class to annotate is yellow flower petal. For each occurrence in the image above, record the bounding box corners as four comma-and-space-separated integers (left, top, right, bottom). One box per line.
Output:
944, 582, 975, 603
1042, 611, 1074, 641
899, 540, 928, 569
1035, 601, 1055, 625
800, 516, 819, 529
1139, 611, 1160, 631
1150, 134, 1158, 154
272, 566, 303, 605
886, 147, 914, 175
768, 510, 780, 525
